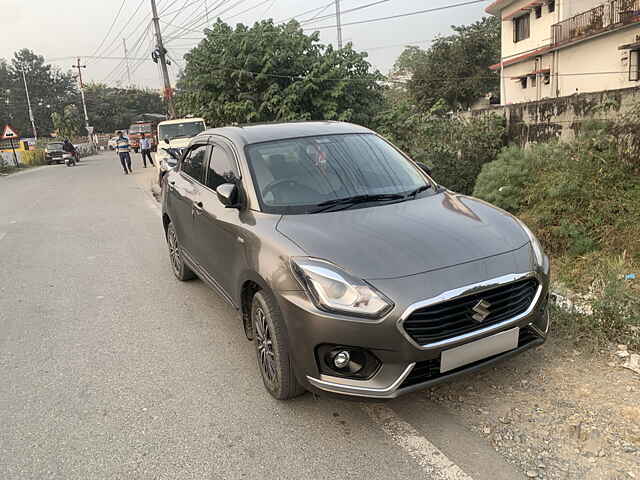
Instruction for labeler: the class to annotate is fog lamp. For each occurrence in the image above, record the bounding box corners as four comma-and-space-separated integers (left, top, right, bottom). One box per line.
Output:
333, 351, 350, 369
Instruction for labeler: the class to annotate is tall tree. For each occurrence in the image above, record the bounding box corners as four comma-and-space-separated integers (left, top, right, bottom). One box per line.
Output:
1, 49, 77, 137
175, 19, 384, 127
51, 105, 82, 139
83, 83, 165, 133
397, 17, 501, 111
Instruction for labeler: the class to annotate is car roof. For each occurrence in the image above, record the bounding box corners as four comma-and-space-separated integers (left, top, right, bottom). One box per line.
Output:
158, 117, 206, 126
193, 121, 373, 146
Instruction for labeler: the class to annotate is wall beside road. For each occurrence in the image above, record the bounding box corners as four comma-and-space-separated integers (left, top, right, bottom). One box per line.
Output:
463, 86, 640, 145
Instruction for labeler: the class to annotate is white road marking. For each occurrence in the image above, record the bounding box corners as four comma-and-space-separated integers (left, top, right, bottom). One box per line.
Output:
0, 232, 6, 242
363, 404, 474, 480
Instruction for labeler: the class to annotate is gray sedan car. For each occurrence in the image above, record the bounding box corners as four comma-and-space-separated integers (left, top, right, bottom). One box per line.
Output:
160, 121, 550, 400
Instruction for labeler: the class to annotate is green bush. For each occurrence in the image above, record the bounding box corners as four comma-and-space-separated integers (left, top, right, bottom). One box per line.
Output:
473, 131, 640, 261
472, 145, 531, 212
21, 149, 46, 166
375, 97, 506, 194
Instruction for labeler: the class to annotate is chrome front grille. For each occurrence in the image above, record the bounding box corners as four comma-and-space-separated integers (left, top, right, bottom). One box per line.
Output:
402, 278, 539, 346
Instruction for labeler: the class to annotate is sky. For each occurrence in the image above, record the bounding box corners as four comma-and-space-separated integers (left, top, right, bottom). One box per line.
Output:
1, 0, 491, 90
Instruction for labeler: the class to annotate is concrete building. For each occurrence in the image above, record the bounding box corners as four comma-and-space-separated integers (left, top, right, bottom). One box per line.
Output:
486, 0, 640, 104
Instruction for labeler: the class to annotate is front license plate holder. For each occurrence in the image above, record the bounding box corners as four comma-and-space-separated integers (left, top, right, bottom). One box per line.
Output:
440, 327, 519, 373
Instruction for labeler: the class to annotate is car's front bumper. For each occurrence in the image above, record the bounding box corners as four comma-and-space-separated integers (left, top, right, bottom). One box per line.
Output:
276, 244, 550, 399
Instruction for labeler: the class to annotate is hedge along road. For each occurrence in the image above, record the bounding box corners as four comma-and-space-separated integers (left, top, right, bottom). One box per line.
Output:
0, 152, 523, 480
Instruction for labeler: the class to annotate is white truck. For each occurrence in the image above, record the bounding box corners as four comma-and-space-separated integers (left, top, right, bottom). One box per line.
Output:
155, 117, 206, 183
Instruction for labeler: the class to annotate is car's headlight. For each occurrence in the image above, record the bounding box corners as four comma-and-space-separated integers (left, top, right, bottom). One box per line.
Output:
291, 257, 393, 318
517, 219, 545, 267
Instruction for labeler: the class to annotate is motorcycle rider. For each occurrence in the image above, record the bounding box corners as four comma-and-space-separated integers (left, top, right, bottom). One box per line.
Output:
62, 139, 78, 163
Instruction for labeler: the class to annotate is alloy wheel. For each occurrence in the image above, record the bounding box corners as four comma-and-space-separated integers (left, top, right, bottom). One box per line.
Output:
167, 227, 181, 276
254, 307, 279, 388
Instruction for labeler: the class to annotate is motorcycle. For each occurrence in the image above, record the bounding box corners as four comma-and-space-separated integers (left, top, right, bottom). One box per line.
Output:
63, 152, 76, 167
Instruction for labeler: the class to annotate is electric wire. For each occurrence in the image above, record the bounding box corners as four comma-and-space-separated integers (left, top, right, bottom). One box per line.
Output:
303, 0, 487, 31
90, 0, 129, 58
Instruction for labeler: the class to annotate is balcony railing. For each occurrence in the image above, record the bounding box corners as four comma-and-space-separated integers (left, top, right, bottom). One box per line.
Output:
552, 0, 640, 45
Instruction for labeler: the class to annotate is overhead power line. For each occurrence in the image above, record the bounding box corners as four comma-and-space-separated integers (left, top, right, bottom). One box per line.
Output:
304, 0, 486, 30
97, 0, 149, 58
91, 0, 129, 58
299, 0, 390, 26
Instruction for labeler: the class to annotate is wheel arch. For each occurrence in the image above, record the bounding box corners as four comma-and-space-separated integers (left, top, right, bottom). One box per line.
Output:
239, 272, 276, 341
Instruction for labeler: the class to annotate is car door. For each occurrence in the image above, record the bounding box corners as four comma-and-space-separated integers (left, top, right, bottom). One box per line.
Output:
191, 139, 245, 302
167, 143, 210, 264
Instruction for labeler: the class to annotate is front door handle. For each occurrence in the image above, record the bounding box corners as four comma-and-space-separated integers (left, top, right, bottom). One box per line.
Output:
193, 201, 204, 215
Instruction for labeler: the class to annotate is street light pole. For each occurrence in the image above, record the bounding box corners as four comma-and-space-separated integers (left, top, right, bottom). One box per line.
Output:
151, 0, 176, 118
73, 58, 93, 143
335, 0, 343, 49
20, 68, 38, 142
123, 38, 133, 86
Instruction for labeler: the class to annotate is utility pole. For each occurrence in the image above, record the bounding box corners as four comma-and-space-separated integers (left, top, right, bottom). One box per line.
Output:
204, 0, 209, 23
123, 38, 132, 86
151, 0, 176, 118
73, 58, 93, 142
19, 68, 38, 142
335, 0, 343, 49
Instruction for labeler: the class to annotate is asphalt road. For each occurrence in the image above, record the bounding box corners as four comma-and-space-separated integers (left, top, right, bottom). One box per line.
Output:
0, 152, 524, 480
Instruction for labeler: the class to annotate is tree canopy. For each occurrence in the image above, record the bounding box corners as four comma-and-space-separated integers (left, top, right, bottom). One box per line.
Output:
396, 17, 501, 111
175, 20, 385, 127
0, 49, 76, 137
83, 83, 166, 133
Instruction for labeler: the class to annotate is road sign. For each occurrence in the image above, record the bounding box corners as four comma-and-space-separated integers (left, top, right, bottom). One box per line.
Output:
1, 124, 19, 140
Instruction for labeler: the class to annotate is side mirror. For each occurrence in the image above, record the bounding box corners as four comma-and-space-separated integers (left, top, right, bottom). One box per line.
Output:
164, 136, 170, 145
216, 183, 240, 208
417, 163, 432, 176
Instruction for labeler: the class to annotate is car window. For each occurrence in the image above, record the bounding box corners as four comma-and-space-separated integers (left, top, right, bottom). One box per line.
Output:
245, 133, 429, 214
206, 144, 239, 191
181, 145, 209, 182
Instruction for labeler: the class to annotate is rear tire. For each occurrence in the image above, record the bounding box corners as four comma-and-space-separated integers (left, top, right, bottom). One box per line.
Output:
252, 291, 305, 400
166, 223, 195, 281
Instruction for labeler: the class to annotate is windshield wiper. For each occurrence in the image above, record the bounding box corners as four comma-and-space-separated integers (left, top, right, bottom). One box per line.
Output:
404, 184, 433, 200
312, 193, 405, 213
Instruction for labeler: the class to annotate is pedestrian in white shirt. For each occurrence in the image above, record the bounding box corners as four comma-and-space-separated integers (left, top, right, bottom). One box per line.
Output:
139, 133, 155, 168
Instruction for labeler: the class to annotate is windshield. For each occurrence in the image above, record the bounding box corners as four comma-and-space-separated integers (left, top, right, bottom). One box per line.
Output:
159, 121, 205, 141
47, 143, 64, 150
246, 133, 432, 214
129, 123, 152, 134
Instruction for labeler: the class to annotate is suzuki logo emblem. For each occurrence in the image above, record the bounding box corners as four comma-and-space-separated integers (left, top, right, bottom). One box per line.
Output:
472, 299, 491, 323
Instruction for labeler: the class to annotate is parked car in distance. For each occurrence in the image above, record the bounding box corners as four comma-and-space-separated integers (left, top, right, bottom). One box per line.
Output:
108, 137, 118, 150
45, 141, 66, 164
161, 121, 551, 400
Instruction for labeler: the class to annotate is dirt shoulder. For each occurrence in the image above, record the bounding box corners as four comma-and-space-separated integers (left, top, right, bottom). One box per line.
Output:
424, 334, 640, 479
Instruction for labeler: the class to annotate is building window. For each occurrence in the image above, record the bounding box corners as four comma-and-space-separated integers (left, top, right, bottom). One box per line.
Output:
520, 77, 528, 89
543, 72, 551, 84
535, 5, 542, 18
514, 14, 530, 42
630, 50, 640, 81
548, 0, 555, 13
530, 75, 537, 87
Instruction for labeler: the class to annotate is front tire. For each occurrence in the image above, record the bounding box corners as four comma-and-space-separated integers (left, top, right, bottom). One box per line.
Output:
252, 291, 305, 400
166, 223, 195, 281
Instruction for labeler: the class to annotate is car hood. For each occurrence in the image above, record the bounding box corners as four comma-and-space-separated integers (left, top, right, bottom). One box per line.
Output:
165, 138, 192, 149
276, 190, 530, 279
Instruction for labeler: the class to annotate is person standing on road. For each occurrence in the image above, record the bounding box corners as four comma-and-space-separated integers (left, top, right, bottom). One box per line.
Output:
115, 131, 132, 175
139, 133, 155, 168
